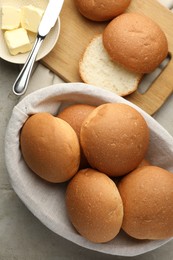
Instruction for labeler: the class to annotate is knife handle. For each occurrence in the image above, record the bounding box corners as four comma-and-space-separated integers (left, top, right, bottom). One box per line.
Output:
13, 35, 44, 96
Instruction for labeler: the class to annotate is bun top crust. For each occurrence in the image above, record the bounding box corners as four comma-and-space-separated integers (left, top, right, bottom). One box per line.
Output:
66, 168, 123, 243
74, 0, 131, 21
20, 112, 80, 183
103, 13, 168, 73
80, 103, 149, 177
118, 166, 173, 240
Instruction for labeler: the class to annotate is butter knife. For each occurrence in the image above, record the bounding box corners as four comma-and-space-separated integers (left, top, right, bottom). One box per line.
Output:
13, 0, 64, 96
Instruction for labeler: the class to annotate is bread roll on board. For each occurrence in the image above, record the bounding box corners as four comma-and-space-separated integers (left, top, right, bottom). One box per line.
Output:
74, 0, 131, 21
103, 13, 168, 73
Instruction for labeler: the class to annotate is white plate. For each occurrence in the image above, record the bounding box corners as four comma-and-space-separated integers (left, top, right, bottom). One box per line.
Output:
0, 0, 60, 64
4, 83, 173, 257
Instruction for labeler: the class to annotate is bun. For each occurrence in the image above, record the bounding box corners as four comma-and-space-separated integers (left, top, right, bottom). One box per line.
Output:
103, 13, 168, 73
20, 112, 80, 183
80, 103, 149, 177
57, 104, 95, 168
118, 166, 173, 240
66, 168, 123, 243
74, 0, 131, 21
79, 34, 142, 96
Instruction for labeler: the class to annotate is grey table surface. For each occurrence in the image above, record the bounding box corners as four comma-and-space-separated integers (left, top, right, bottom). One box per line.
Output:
1, 58, 173, 260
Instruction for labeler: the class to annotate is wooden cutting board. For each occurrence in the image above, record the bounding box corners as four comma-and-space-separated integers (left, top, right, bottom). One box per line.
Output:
42, 0, 173, 115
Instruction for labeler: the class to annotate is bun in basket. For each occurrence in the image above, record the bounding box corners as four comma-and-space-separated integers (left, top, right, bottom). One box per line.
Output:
66, 168, 123, 243
103, 13, 168, 73
118, 166, 173, 240
80, 103, 149, 177
79, 34, 142, 96
74, 0, 131, 21
57, 104, 95, 168
20, 112, 80, 183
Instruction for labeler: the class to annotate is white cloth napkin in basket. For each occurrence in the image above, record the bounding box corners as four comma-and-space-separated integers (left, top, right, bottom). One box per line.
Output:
5, 83, 173, 256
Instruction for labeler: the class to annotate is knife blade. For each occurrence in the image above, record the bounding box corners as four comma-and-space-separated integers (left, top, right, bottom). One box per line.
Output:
39, 0, 64, 37
13, 0, 64, 96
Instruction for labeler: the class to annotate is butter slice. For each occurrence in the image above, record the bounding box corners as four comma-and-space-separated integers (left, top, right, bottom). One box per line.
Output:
21, 5, 44, 33
1, 6, 21, 30
4, 28, 32, 55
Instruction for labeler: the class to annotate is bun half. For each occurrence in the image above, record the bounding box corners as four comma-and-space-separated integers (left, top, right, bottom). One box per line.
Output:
103, 13, 168, 73
79, 34, 142, 96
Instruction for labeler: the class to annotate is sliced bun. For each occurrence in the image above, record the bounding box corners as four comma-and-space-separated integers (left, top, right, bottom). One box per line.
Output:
80, 103, 149, 177
103, 13, 168, 73
66, 168, 123, 243
79, 34, 142, 96
20, 112, 80, 183
57, 104, 95, 168
74, 0, 131, 21
118, 166, 173, 240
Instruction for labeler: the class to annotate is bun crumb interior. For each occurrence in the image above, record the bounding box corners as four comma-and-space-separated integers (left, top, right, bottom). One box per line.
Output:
79, 34, 142, 96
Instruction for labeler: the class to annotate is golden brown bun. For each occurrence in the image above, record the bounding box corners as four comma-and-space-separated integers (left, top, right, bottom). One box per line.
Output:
74, 0, 131, 21
103, 13, 168, 73
66, 168, 123, 243
58, 104, 95, 137
57, 104, 95, 168
20, 112, 80, 183
80, 103, 149, 177
118, 166, 173, 240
